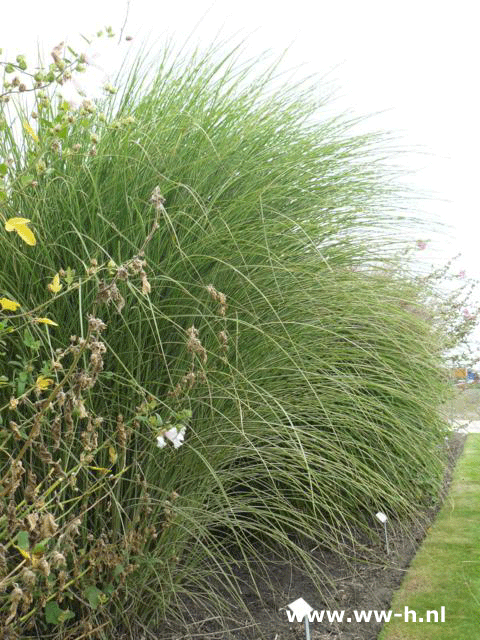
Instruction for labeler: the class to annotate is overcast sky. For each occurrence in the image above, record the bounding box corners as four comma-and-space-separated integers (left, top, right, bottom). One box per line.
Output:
2, 0, 479, 336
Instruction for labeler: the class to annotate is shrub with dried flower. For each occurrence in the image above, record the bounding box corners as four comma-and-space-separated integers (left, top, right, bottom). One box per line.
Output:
1, 30, 478, 640
0, 179, 207, 636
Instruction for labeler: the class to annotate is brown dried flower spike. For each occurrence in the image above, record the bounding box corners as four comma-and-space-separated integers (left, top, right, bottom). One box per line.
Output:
186, 325, 207, 364
206, 284, 227, 316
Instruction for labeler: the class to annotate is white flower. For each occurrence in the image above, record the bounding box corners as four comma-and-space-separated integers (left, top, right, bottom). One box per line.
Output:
165, 426, 187, 449
156, 435, 167, 449
156, 426, 187, 449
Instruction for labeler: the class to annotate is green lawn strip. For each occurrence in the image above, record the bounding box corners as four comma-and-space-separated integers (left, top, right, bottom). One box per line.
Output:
379, 433, 480, 640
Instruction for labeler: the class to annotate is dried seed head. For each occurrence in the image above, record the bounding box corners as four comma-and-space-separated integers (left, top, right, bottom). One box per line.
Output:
8, 460, 24, 495
51, 415, 62, 450
51, 551, 66, 569
129, 257, 146, 275
52, 460, 66, 478
217, 292, 227, 316
9, 421, 22, 441
116, 414, 127, 448
81, 99, 95, 114
183, 371, 196, 390
40, 513, 58, 537
6, 585, 23, 624
87, 315, 107, 333
66, 517, 82, 538
72, 395, 89, 419
206, 284, 227, 316
0, 544, 7, 577
58, 570, 67, 590
21, 568, 36, 588
51, 42, 64, 64
7, 498, 20, 535
150, 186, 165, 208
186, 325, 207, 364
35, 557, 50, 577
218, 330, 228, 349
141, 272, 151, 295
96, 280, 125, 312
37, 444, 53, 465
116, 266, 129, 280
25, 512, 39, 531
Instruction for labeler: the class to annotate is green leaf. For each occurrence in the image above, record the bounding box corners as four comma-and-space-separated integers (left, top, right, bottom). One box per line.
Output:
17, 370, 28, 395
45, 601, 75, 625
0, 163, 8, 176
84, 585, 102, 610
113, 563, 124, 579
19, 174, 35, 187
56, 126, 68, 140
23, 329, 41, 350
65, 266, 75, 286
16, 55, 27, 71
16, 530, 29, 551
32, 538, 50, 554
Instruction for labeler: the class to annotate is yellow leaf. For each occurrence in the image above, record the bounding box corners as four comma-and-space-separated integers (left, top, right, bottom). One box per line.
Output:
47, 273, 62, 294
13, 545, 31, 562
35, 376, 54, 391
5, 217, 36, 246
23, 120, 39, 142
0, 297, 20, 311
5, 217, 31, 230
87, 466, 110, 474
33, 317, 58, 326
15, 224, 36, 246
108, 446, 117, 465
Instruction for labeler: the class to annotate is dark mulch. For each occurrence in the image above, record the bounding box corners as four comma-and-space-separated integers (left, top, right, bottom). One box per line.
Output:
127, 432, 466, 640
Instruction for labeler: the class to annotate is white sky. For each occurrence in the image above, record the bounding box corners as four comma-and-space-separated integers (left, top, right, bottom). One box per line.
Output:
2, 0, 480, 341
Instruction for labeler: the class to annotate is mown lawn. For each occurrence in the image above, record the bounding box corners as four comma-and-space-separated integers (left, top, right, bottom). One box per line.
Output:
379, 434, 480, 639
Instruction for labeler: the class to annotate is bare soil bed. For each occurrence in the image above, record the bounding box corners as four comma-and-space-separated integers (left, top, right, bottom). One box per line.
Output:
130, 432, 466, 640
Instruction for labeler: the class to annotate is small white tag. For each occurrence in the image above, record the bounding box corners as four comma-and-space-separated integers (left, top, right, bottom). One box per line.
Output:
287, 597, 313, 619
375, 511, 388, 524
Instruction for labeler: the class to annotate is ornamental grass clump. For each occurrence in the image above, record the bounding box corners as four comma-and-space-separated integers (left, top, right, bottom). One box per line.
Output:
0, 35, 476, 637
